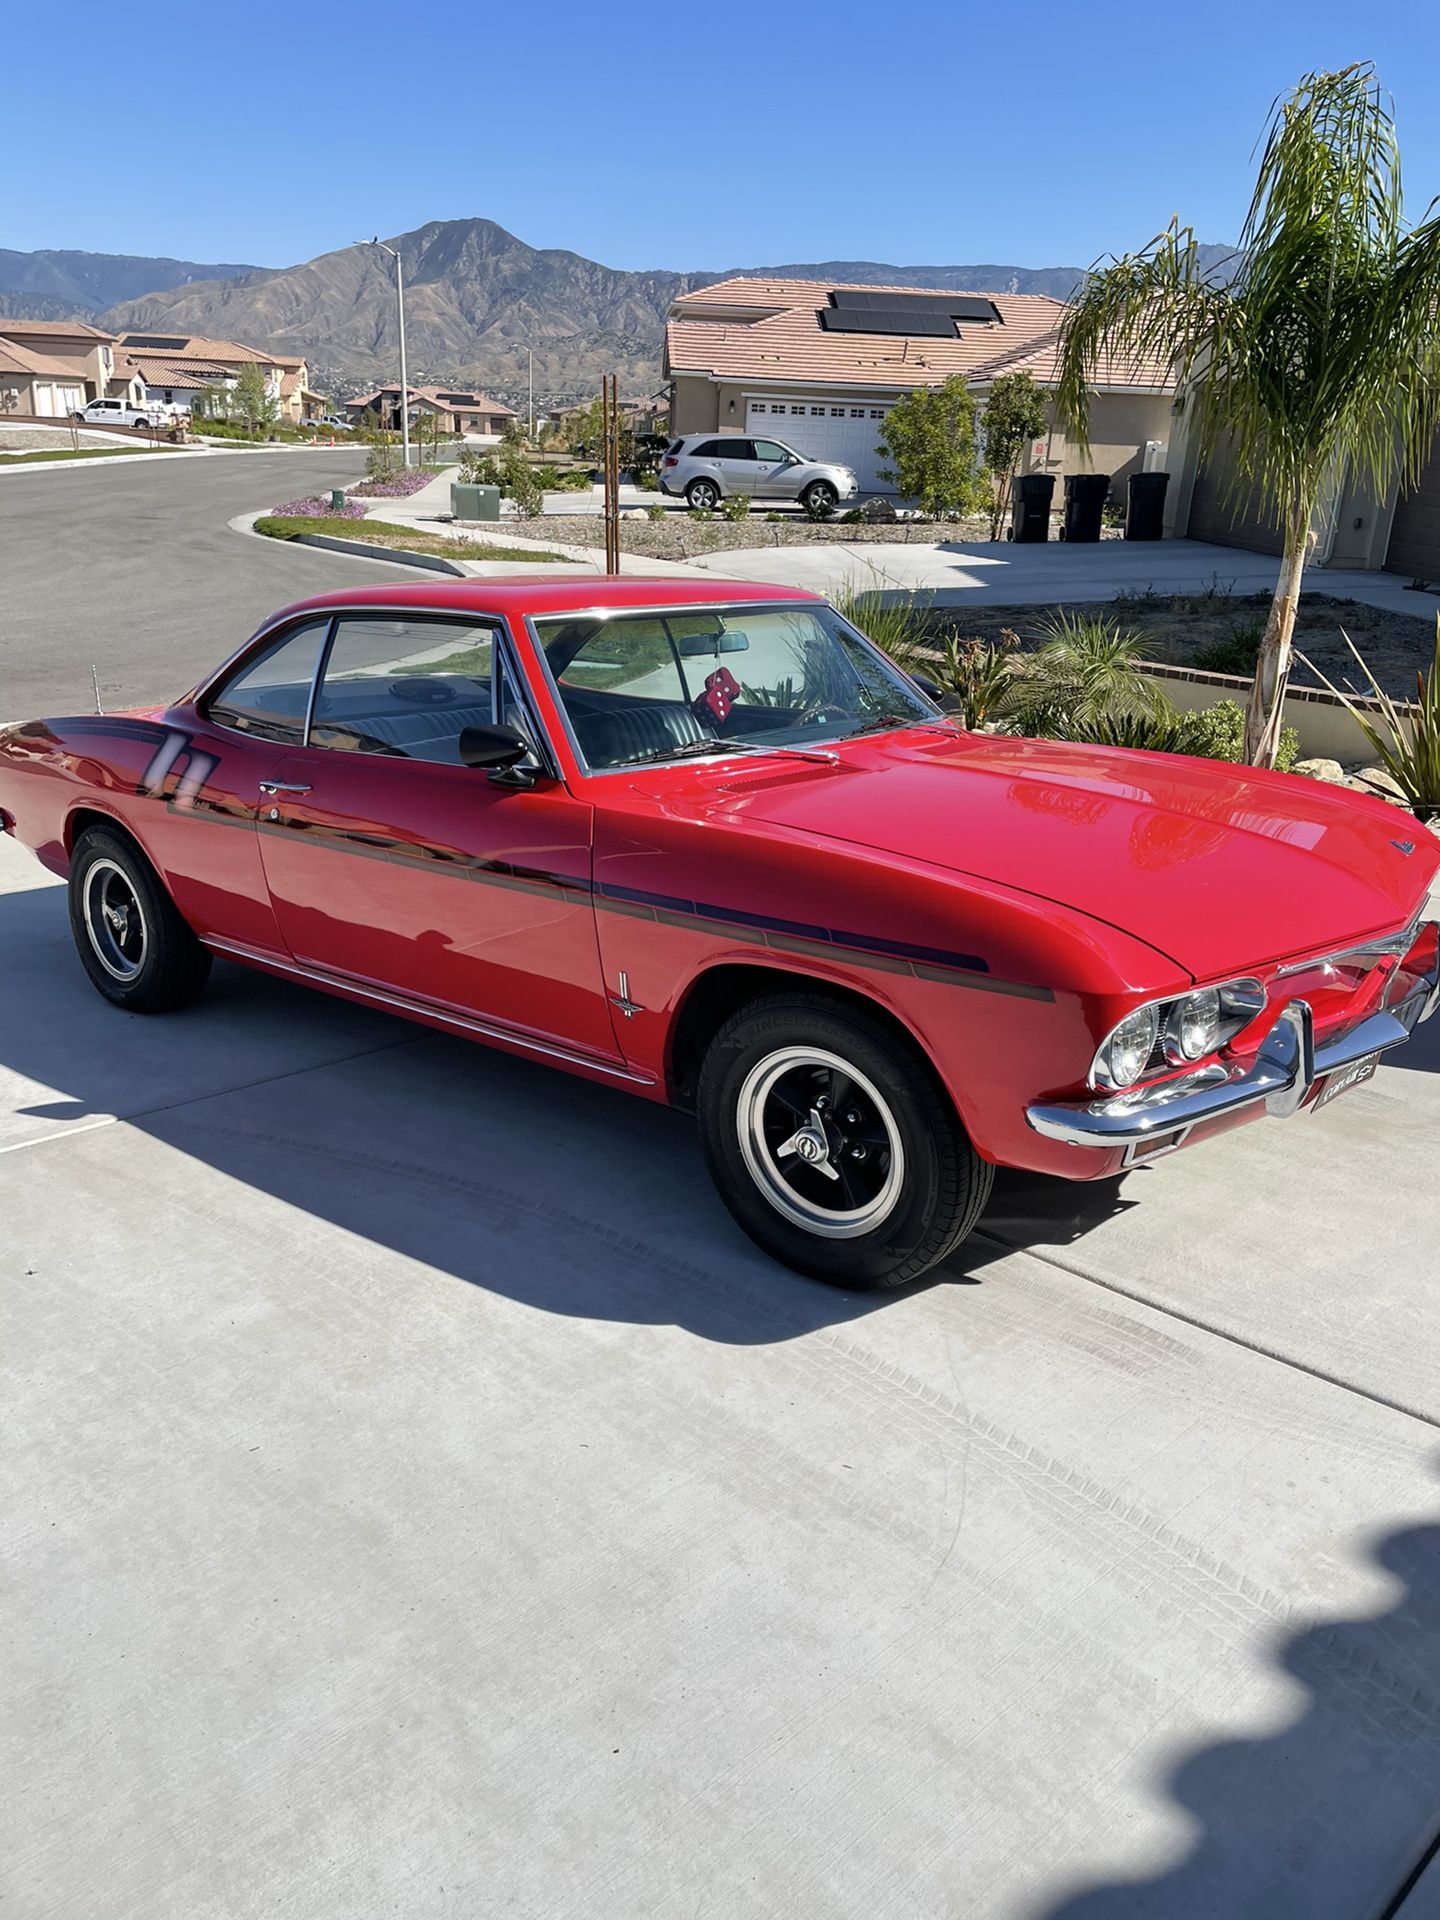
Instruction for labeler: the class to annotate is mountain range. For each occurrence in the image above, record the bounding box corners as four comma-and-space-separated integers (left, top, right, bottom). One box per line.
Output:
2, 222, 1236, 403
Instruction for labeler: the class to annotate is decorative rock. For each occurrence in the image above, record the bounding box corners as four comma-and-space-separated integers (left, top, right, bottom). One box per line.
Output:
1353, 765, 1408, 801
622, 508, 648, 519
1292, 757, 1346, 784
860, 496, 898, 523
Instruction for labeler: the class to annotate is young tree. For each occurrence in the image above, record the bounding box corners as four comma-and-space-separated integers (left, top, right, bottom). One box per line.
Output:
232, 362, 278, 438
877, 376, 985, 518
1057, 64, 1440, 765
981, 371, 1050, 540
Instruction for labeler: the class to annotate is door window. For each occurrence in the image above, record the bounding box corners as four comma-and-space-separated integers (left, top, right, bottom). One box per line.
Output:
206, 620, 329, 744
309, 616, 498, 763
752, 440, 790, 463
716, 439, 755, 462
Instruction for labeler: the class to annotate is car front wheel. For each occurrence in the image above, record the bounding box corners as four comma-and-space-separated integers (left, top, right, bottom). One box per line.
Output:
697, 992, 992, 1289
68, 826, 212, 1013
686, 478, 720, 511
801, 481, 838, 515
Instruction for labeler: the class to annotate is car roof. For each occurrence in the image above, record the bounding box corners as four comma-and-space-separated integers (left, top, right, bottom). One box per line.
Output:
266, 574, 826, 622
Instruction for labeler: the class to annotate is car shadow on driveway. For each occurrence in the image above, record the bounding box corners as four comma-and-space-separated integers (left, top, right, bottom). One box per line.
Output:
1034, 1461, 1440, 1918
0, 878, 1138, 1347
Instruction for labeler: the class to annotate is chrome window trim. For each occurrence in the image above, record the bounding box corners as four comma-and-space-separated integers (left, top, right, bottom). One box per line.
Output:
201, 605, 559, 780
523, 598, 941, 779
201, 613, 336, 750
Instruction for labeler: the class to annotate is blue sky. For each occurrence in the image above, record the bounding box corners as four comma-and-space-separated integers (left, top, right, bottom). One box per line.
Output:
10, 0, 1440, 272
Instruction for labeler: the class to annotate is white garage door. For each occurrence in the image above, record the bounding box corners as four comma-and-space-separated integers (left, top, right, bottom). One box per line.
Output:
34, 383, 86, 418
747, 398, 895, 492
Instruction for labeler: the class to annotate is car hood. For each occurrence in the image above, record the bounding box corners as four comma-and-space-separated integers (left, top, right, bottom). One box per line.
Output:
705, 730, 1438, 981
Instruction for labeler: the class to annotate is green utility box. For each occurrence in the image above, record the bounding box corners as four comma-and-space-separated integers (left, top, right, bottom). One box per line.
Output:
451, 482, 501, 522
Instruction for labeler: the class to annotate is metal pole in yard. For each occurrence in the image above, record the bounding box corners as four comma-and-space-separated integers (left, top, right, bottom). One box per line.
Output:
528, 348, 534, 441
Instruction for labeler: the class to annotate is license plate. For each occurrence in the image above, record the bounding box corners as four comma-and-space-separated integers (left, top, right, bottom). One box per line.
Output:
1313, 1053, 1380, 1110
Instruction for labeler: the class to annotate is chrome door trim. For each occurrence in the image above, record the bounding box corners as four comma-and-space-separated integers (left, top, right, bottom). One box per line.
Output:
202, 937, 654, 1085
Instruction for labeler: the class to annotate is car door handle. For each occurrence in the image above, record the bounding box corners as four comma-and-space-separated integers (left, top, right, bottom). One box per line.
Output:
258, 781, 312, 796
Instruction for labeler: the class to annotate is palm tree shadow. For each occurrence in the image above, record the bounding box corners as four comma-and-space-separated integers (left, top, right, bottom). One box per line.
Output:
1039, 1463, 1440, 1918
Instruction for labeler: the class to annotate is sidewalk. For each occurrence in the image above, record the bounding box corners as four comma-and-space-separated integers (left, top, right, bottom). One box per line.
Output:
687, 532, 1440, 615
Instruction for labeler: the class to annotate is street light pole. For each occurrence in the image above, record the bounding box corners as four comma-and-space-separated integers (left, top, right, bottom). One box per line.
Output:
528, 347, 534, 440
368, 236, 411, 469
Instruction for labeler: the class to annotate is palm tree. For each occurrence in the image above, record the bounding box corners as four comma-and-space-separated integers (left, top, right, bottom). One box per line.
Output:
1056, 65, 1440, 765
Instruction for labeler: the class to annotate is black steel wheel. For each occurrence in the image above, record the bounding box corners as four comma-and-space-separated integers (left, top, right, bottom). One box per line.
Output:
698, 991, 992, 1289
68, 826, 211, 1013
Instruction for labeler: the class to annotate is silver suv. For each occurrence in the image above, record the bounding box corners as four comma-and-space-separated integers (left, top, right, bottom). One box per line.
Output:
658, 433, 859, 514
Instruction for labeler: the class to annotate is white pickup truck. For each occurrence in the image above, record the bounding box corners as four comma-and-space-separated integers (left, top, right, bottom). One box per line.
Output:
73, 397, 180, 430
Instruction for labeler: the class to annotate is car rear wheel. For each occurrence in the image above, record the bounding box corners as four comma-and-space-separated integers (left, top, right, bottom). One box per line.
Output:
68, 826, 211, 1013
697, 992, 992, 1289
686, 478, 720, 511
801, 481, 838, 515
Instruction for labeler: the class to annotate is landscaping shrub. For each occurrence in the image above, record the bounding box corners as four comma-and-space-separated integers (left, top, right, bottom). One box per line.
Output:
349, 467, 440, 499
269, 495, 366, 520
690, 506, 715, 522
645, 503, 666, 521
720, 492, 752, 522
930, 632, 1020, 730
1193, 620, 1264, 675
1175, 699, 1301, 771
1003, 611, 1169, 737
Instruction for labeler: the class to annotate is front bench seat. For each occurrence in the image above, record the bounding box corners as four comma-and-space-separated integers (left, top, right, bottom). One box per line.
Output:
568, 697, 711, 767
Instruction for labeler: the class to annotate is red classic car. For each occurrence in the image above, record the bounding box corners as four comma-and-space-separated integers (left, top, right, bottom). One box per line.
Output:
2, 576, 1437, 1288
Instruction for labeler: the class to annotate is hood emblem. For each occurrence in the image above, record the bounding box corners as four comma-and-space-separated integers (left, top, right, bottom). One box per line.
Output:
1391, 839, 1416, 855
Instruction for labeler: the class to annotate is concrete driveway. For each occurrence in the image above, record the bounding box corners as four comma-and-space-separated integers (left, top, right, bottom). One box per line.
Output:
5, 827, 1440, 1919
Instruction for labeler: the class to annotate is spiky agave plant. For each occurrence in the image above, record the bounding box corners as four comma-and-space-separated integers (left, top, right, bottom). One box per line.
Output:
1057, 64, 1440, 767
1297, 616, 1440, 820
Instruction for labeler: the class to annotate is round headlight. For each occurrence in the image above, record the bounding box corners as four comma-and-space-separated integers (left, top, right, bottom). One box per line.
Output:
1096, 1004, 1159, 1089
1164, 988, 1221, 1063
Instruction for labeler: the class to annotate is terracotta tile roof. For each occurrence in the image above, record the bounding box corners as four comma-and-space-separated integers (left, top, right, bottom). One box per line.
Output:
117, 332, 285, 367
0, 317, 115, 341
666, 276, 1174, 394
0, 338, 85, 378
132, 360, 233, 385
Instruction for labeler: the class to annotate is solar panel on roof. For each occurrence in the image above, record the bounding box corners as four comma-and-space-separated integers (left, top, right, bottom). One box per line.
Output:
125, 335, 190, 350
819, 307, 961, 338
827, 290, 1002, 325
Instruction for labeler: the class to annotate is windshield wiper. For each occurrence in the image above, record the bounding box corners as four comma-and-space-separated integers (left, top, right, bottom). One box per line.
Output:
628, 736, 839, 767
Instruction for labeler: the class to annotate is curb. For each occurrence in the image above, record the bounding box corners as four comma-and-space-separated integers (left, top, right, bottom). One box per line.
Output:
289, 530, 469, 576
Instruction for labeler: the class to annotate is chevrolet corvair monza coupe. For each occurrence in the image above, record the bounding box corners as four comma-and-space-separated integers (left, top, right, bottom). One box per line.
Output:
3, 577, 1437, 1288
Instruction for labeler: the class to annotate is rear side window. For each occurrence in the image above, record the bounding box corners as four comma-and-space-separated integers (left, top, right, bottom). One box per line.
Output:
207, 620, 329, 744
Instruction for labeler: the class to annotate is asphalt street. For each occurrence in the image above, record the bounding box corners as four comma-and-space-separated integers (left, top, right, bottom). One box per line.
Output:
0, 449, 423, 716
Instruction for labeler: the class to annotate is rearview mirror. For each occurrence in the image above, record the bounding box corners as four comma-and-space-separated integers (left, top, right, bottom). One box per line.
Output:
679, 631, 749, 657
458, 723, 531, 770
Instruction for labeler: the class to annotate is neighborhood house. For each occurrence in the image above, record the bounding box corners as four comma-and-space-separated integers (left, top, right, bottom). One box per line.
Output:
663, 278, 1177, 496
346, 387, 517, 438
0, 319, 321, 424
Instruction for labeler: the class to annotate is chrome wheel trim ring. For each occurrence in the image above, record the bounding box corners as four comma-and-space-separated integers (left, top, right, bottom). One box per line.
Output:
736, 1045, 905, 1239
83, 858, 148, 983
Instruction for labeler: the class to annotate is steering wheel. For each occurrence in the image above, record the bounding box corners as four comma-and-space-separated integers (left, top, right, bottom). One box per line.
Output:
388, 678, 457, 706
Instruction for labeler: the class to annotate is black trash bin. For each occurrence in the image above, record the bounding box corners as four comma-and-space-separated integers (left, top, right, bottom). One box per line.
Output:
1062, 473, 1110, 542
1125, 470, 1169, 540
1009, 472, 1054, 543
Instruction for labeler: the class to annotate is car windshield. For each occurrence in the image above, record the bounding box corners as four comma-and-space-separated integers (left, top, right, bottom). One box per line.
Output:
534, 603, 940, 771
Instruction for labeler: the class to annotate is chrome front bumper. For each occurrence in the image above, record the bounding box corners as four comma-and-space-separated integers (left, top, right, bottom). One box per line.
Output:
1026, 969, 1440, 1154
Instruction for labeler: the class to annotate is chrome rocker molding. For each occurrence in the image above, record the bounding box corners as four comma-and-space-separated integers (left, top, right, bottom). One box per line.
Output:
1027, 969, 1440, 1153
